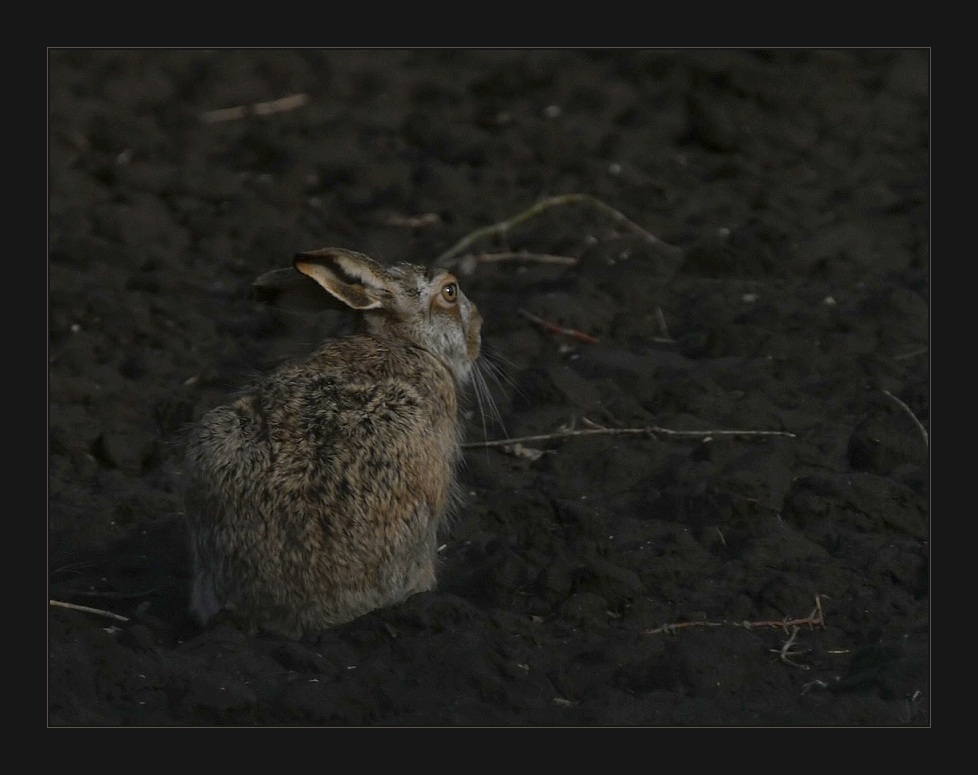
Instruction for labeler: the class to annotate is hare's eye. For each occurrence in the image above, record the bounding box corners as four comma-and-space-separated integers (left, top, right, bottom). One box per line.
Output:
441, 283, 459, 303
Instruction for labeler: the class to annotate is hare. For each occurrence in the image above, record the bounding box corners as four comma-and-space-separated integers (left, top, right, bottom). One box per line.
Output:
183, 247, 483, 638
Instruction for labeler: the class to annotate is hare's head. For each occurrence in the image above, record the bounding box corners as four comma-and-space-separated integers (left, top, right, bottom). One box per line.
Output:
293, 248, 482, 386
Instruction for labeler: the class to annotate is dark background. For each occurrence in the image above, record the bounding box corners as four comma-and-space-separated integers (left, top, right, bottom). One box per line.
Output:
48, 49, 929, 725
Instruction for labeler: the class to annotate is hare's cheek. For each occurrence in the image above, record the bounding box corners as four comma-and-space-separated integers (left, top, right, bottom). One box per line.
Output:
466, 334, 480, 362
465, 309, 482, 362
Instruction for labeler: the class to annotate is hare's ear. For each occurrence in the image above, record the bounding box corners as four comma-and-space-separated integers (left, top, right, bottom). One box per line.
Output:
293, 248, 392, 311
251, 266, 333, 313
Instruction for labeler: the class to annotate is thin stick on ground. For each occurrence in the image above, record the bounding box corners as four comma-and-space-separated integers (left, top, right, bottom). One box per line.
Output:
463, 417, 795, 449
377, 212, 443, 229
644, 595, 825, 636
435, 193, 683, 268
457, 252, 580, 275
200, 93, 309, 123
881, 388, 929, 447
49, 599, 130, 623
519, 308, 600, 344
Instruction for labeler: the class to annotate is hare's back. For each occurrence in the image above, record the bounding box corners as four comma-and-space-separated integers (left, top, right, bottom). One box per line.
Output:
187, 335, 458, 493
279, 334, 458, 438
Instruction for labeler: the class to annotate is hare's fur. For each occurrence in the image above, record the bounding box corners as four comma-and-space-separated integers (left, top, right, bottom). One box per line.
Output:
183, 248, 481, 638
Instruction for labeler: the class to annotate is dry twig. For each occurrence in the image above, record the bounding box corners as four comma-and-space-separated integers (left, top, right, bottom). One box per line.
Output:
469, 251, 578, 266
200, 93, 309, 123
519, 308, 600, 344
435, 193, 682, 268
49, 599, 129, 623
377, 212, 442, 229
644, 595, 826, 637
463, 417, 795, 449
461, 251, 579, 270
645, 597, 826, 669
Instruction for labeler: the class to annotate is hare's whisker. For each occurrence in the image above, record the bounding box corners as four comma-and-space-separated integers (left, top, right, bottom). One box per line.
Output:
469, 363, 498, 441
480, 346, 524, 400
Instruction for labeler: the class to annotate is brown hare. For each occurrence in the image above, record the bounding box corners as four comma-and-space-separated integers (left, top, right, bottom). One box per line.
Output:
183, 247, 483, 638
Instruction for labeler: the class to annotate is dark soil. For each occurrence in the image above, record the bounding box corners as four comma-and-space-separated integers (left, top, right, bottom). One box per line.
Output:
48, 49, 930, 726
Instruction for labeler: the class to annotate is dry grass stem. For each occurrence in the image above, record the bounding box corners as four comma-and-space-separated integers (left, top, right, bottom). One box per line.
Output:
881, 388, 928, 446
50, 599, 130, 623
200, 93, 309, 123
892, 347, 928, 361
654, 307, 675, 342
802, 679, 830, 694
